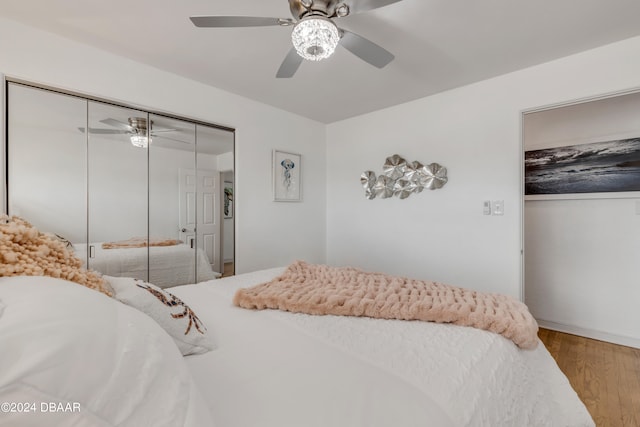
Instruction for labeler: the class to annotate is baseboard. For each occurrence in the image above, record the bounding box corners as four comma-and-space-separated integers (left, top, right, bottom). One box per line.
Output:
538, 319, 640, 349
223, 259, 234, 264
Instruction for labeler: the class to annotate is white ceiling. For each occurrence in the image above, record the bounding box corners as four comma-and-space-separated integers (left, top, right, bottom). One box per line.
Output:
3, 0, 640, 123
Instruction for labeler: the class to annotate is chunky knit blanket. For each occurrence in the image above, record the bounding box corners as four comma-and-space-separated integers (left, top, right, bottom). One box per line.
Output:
234, 261, 539, 349
0, 215, 113, 297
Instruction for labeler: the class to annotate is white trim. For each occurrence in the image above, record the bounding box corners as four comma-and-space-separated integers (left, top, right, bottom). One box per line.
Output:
1, 73, 5, 214
521, 85, 640, 115
518, 110, 525, 302
538, 319, 640, 349
525, 192, 640, 201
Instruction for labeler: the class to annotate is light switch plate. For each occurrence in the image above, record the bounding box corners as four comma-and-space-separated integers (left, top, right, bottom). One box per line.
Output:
483, 200, 491, 215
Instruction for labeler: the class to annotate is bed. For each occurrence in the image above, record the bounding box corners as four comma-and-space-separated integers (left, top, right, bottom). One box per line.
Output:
73, 242, 221, 288
172, 267, 594, 427
0, 267, 594, 427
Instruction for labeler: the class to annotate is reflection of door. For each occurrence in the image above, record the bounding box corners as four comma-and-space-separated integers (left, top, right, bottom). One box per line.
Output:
179, 168, 221, 275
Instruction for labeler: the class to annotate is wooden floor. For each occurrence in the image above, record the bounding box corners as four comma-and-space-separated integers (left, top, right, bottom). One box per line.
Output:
222, 261, 234, 277
538, 328, 640, 426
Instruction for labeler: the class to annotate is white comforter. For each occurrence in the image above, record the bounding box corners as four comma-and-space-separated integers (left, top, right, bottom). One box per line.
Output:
170, 268, 594, 427
74, 243, 220, 288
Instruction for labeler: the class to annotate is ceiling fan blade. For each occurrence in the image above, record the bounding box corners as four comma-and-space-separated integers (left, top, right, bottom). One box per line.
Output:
276, 48, 304, 78
190, 16, 290, 28
347, 0, 404, 14
100, 118, 135, 132
339, 29, 394, 68
78, 127, 129, 135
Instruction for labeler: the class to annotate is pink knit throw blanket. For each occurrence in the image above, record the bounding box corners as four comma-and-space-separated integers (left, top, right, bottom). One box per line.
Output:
234, 261, 539, 349
102, 237, 181, 249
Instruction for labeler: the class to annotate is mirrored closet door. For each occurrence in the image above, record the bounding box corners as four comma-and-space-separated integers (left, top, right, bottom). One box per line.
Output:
148, 113, 198, 285
7, 83, 87, 245
6, 81, 235, 286
86, 101, 150, 281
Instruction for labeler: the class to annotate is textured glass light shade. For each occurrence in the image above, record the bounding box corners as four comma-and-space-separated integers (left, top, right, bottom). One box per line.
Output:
291, 16, 339, 61
130, 135, 150, 148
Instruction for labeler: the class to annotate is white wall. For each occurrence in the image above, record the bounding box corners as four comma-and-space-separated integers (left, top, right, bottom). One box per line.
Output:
326, 35, 640, 306
217, 151, 234, 172
524, 93, 640, 347
0, 16, 326, 273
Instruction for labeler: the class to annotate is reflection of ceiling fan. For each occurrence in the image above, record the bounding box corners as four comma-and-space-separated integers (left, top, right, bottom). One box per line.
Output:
80, 117, 187, 148
190, 0, 402, 78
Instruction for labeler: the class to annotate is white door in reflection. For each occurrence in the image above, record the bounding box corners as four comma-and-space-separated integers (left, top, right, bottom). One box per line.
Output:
179, 168, 222, 276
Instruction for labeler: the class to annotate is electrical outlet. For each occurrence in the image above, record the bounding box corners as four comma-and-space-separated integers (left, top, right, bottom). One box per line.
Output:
492, 200, 504, 216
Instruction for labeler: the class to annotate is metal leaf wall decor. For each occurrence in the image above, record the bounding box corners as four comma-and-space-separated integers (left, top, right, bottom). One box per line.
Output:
361, 154, 448, 200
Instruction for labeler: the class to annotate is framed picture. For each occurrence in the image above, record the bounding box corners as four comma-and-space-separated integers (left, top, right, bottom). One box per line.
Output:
524, 136, 640, 198
273, 150, 302, 202
223, 181, 233, 218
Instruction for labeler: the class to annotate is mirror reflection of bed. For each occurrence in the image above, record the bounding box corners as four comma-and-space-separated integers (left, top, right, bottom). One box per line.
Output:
6, 81, 235, 288
73, 239, 220, 289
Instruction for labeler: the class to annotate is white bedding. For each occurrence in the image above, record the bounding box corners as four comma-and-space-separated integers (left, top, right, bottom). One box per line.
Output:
0, 276, 214, 427
74, 242, 220, 288
170, 268, 594, 427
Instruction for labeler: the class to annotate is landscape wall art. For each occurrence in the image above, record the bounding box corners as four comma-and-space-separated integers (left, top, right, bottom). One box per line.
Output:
524, 137, 640, 195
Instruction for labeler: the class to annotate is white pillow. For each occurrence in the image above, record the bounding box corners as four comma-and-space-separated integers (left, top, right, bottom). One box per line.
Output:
104, 276, 215, 356
0, 276, 214, 427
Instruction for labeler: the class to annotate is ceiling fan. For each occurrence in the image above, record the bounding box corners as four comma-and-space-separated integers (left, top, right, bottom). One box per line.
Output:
79, 117, 188, 148
190, 0, 403, 78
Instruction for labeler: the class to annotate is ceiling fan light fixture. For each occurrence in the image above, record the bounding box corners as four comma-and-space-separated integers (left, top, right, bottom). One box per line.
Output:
130, 135, 151, 148
128, 117, 152, 148
291, 16, 339, 61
